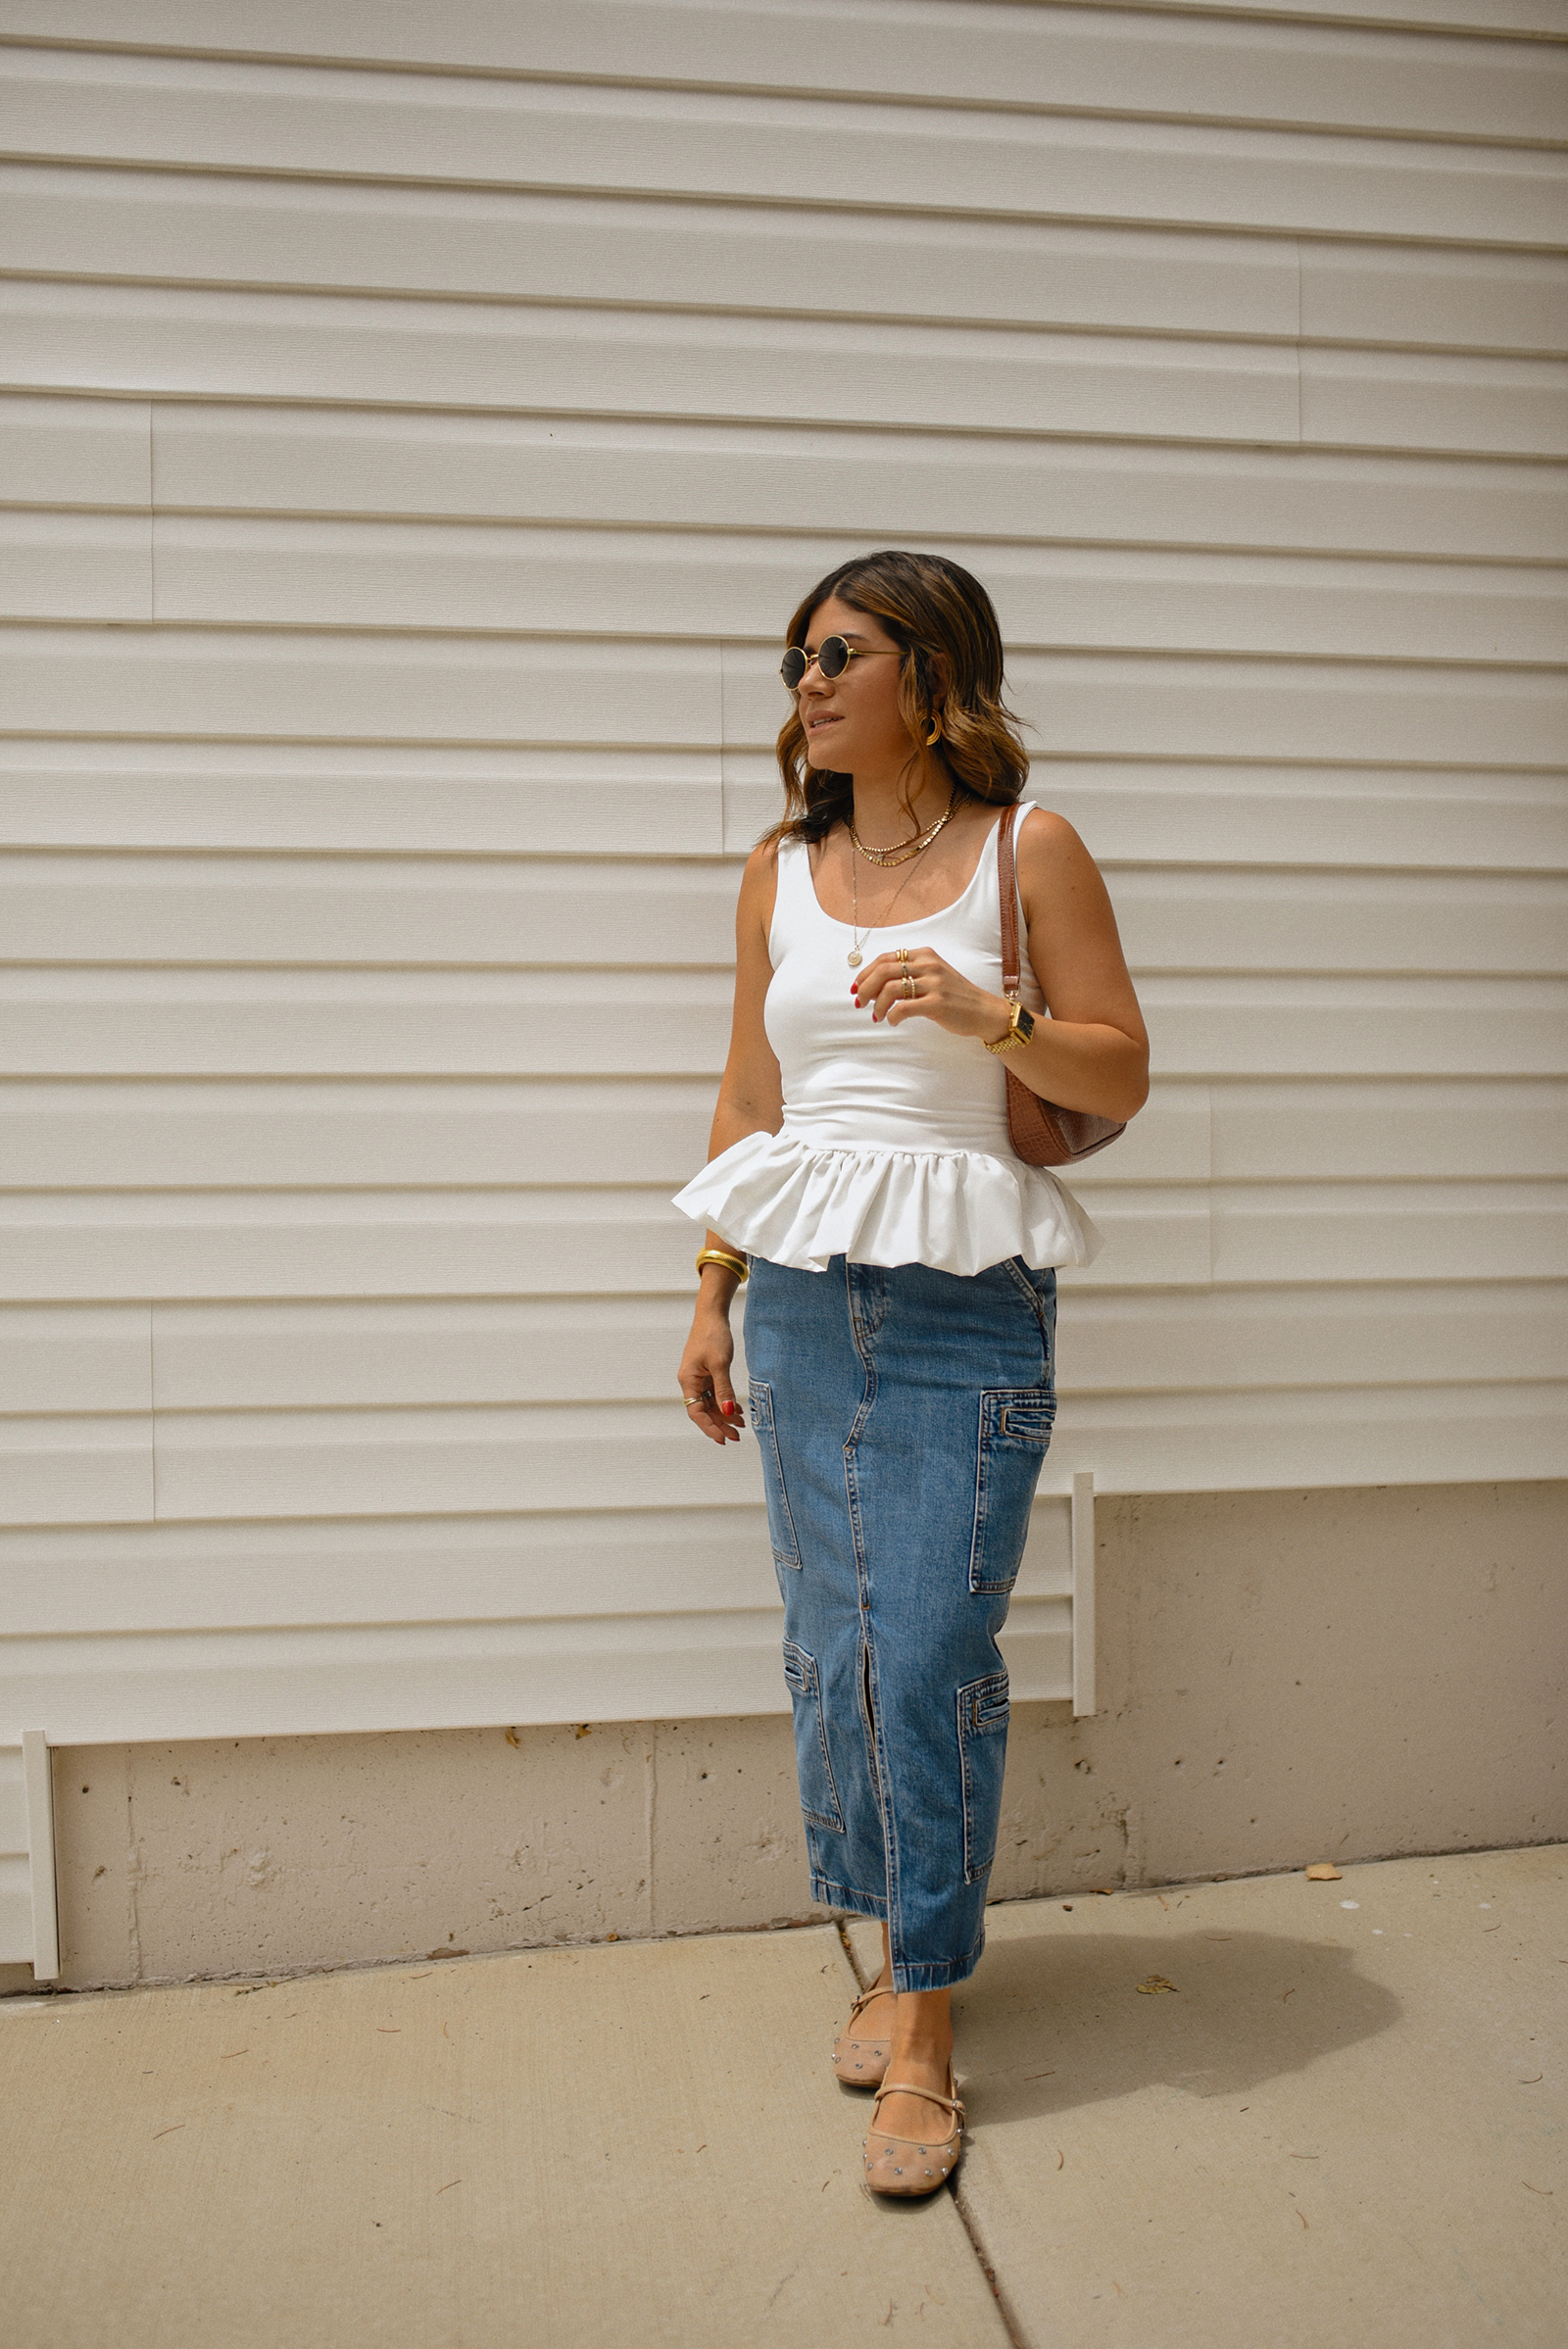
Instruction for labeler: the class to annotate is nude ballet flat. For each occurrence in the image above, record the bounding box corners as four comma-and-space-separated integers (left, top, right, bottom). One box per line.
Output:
831, 1983, 897, 2086
861, 2070, 965, 2198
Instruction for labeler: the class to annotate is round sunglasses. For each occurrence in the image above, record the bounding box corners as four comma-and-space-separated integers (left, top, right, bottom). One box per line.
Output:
780, 636, 901, 690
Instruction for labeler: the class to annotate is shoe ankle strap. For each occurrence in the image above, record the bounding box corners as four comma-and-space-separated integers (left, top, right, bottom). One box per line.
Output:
872, 2080, 962, 2117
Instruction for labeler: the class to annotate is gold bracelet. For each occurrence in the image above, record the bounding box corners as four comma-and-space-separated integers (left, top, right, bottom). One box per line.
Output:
696, 1248, 749, 1285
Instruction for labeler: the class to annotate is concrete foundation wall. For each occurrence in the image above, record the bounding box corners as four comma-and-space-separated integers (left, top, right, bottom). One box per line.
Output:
23, 1481, 1565, 1993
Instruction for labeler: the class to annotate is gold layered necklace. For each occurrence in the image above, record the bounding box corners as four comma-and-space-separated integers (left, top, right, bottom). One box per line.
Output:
846, 816, 948, 968
849, 787, 960, 868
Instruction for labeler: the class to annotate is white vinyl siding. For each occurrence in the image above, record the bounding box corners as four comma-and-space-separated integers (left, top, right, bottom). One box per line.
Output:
0, 3, 1563, 1819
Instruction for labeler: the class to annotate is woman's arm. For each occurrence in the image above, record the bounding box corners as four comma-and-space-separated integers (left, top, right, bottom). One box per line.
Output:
677, 844, 784, 1446
1010, 807, 1150, 1122
852, 807, 1149, 1124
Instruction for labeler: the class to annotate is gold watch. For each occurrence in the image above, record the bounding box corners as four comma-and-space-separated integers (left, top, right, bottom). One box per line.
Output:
984, 1000, 1036, 1056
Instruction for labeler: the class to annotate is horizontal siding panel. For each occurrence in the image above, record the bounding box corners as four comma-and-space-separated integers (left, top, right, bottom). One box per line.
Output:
1, 163, 1560, 356
2, 746, 1561, 870
0, 389, 149, 505
0, 1188, 1211, 1298
1299, 246, 1568, 360
3, 169, 1310, 343
135, 518, 1568, 666
0, 1613, 804, 1737
1059, 1379, 1566, 1493
1, 1183, 1554, 1300
0, 4, 1561, 141
1111, 870, 1568, 976
20, 1378, 1559, 1530
0, 1191, 729, 1302
144, 408, 1568, 565
2, 69, 1562, 238
1139, 977, 1568, 1080
0, 510, 150, 618
1200, 1178, 1567, 1283
7, 631, 1562, 770
3, 970, 1561, 1079
0, 1500, 1073, 1635
0, 155, 1540, 352
4, 1078, 1559, 1193
0, 626, 724, 746
725, 653, 1568, 769
0, 1303, 150, 1411
1210, 1079, 1568, 1181
0, 1413, 154, 1525
8, 857, 1565, 977
0, 1507, 784, 1634
149, 1397, 761, 1520
0, 855, 744, 967
0, 1079, 1212, 1191
0, 1601, 1072, 1733
1299, 348, 1568, 461
1017, 775, 1568, 877
144, 1282, 1568, 1410
0, 744, 728, 856
13, 282, 1566, 460
0, 284, 1306, 450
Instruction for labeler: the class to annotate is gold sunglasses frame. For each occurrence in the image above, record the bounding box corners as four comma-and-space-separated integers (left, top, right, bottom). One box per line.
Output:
780, 636, 902, 689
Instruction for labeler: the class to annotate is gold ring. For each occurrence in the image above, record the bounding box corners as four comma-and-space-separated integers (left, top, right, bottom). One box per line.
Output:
896, 946, 909, 967
683, 1395, 708, 1406
904, 974, 915, 999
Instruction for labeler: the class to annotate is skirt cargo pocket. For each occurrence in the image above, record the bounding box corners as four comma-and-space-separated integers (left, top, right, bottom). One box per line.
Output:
968, 1387, 1056, 1594
957, 1670, 1011, 1883
749, 1379, 801, 1572
782, 1639, 844, 1833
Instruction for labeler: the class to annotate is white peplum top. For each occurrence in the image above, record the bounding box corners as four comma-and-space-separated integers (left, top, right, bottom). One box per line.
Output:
671, 807, 1102, 1276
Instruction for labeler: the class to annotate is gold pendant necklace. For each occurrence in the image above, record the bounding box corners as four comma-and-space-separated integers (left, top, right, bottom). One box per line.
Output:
847, 832, 931, 967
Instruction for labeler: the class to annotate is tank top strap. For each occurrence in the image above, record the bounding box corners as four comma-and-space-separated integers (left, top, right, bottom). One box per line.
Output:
769, 835, 819, 961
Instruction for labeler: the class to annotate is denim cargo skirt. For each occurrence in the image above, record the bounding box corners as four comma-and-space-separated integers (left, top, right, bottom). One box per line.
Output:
744, 1250, 1056, 1992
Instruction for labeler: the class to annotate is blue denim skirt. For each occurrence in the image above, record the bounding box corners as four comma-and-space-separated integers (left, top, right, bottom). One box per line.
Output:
744, 1252, 1056, 1991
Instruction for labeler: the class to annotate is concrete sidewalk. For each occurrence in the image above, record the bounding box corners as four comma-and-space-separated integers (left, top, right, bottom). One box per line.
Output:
2, 1847, 1562, 2347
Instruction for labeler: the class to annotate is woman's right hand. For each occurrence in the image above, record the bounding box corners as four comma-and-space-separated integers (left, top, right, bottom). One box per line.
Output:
677, 1293, 745, 1446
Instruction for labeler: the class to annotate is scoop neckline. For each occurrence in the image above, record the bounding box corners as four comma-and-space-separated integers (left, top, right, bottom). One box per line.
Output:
802, 811, 1011, 935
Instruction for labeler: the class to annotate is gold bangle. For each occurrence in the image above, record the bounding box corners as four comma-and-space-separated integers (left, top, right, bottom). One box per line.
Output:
696, 1248, 749, 1284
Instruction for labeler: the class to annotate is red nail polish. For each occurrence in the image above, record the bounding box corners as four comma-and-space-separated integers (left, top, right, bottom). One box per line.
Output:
721, 1399, 736, 1417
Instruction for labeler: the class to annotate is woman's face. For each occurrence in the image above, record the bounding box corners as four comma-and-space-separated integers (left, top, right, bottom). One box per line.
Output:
794, 596, 916, 774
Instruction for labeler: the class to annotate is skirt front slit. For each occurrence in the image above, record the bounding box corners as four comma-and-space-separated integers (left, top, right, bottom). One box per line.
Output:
744, 1251, 1056, 1993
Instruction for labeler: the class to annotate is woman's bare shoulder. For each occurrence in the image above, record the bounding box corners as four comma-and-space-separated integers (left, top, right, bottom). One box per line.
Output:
1014, 804, 1094, 871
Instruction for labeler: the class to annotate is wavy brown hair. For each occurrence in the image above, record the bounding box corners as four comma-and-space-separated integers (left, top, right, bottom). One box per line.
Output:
766, 550, 1029, 846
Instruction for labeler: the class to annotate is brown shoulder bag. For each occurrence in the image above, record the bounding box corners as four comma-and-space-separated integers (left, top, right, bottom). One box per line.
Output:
996, 803, 1126, 1168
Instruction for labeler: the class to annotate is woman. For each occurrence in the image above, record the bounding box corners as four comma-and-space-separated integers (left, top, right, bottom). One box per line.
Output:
673, 551, 1148, 2198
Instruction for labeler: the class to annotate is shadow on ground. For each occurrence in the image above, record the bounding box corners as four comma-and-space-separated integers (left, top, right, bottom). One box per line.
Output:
953, 1928, 1401, 2124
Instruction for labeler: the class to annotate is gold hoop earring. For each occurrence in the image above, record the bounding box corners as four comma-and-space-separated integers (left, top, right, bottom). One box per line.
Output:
925, 714, 943, 747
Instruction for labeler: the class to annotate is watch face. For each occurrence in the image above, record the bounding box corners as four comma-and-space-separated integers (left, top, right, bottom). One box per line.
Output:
1014, 1004, 1036, 1045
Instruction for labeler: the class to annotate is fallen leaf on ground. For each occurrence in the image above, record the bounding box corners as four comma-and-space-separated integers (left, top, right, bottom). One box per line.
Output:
1136, 1975, 1178, 1993
504, 1727, 520, 1747
1305, 1864, 1342, 1881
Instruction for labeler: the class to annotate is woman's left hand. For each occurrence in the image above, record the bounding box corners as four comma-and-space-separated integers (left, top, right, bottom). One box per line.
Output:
851, 946, 1009, 1043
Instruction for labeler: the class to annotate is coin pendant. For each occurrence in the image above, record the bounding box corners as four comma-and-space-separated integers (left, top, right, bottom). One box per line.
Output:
847, 950, 861, 967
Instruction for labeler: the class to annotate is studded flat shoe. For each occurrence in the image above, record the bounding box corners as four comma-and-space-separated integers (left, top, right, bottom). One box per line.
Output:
861, 2070, 964, 2197
831, 1982, 897, 2086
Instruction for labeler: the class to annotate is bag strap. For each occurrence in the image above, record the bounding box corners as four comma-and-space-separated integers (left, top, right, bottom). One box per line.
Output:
996, 803, 1021, 1000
